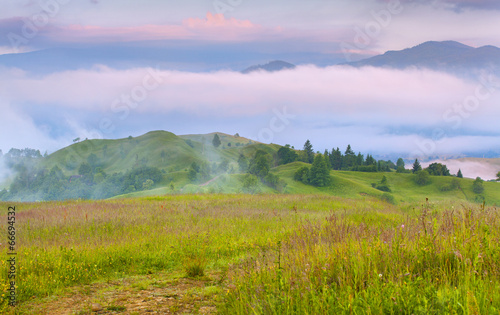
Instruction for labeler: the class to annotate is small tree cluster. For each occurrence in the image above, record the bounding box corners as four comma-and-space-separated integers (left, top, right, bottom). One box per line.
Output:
293, 155, 331, 187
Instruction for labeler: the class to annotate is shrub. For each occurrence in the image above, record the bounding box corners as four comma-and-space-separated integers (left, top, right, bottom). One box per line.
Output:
294, 166, 310, 183
414, 170, 430, 186
242, 174, 259, 193
380, 192, 396, 204
375, 185, 391, 192
472, 177, 484, 194
474, 195, 485, 203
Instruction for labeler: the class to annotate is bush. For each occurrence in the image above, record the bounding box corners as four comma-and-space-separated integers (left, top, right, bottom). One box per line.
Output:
241, 174, 259, 193
263, 173, 287, 192
472, 177, 484, 194
375, 185, 391, 192
380, 193, 396, 204
439, 178, 461, 192
414, 170, 430, 186
474, 195, 485, 203
294, 166, 310, 183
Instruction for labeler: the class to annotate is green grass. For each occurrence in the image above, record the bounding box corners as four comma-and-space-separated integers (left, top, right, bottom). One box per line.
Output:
1, 195, 378, 313
221, 201, 500, 314
1, 195, 499, 314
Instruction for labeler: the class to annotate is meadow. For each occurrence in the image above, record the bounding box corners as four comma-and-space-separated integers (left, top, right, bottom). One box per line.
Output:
1, 194, 499, 314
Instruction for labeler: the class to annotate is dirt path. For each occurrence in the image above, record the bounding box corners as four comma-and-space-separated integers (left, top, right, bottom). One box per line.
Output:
16, 271, 222, 315
199, 176, 221, 187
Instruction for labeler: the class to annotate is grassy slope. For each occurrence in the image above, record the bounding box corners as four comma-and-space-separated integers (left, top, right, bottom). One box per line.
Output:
116, 160, 500, 206
30, 130, 500, 204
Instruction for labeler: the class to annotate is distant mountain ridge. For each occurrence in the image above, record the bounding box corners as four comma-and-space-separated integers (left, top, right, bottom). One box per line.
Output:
345, 40, 500, 76
241, 60, 296, 74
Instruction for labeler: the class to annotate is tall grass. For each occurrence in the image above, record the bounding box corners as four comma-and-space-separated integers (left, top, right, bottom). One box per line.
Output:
0, 195, 389, 312
2, 196, 498, 314
222, 202, 500, 314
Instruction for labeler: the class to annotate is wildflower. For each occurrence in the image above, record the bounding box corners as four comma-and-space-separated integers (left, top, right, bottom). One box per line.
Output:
379, 274, 382, 278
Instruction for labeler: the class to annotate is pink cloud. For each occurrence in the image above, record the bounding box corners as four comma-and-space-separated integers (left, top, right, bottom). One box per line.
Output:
46, 12, 265, 43
184, 12, 255, 29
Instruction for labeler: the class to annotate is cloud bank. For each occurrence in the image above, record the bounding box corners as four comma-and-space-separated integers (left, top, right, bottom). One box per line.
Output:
1, 64, 499, 160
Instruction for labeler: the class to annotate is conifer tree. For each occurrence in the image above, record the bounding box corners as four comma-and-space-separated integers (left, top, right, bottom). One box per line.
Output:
412, 159, 422, 173
212, 134, 221, 148
303, 140, 314, 164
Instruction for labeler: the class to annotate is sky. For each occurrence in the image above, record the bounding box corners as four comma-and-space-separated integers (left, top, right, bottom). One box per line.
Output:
1, 0, 500, 178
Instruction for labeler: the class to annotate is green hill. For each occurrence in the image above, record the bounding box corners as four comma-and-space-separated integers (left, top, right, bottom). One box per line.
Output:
2, 130, 499, 205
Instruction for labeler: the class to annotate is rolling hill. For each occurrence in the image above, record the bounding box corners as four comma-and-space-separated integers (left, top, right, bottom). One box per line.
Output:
1, 130, 499, 205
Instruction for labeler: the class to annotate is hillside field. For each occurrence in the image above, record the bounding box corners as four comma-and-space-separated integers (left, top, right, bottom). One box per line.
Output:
1, 195, 500, 314
116, 162, 500, 206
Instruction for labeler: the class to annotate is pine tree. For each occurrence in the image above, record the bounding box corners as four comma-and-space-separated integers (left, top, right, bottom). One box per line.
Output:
303, 140, 314, 164
412, 159, 422, 174
356, 153, 364, 166
344, 145, 356, 168
365, 154, 376, 166
330, 148, 342, 170
212, 134, 221, 148
323, 150, 331, 169
309, 154, 330, 187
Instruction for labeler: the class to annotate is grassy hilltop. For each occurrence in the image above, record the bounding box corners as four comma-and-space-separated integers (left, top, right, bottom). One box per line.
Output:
2, 130, 499, 205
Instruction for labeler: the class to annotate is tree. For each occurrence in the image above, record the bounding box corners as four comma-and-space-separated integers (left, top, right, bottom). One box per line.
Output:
356, 153, 364, 166
414, 170, 430, 186
309, 154, 331, 187
472, 177, 484, 194
142, 179, 154, 190
396, 158, 405, 170
425, 163, 450, 176
323, 150, 331, 169
248, 150, 271, 179
412, 159, 422, 174
343, 145, 356, 168
238, 154, 248, 172
303, 140, 314, 164
277, 145, 298, 165
365, 154, 376, 166
242, 174, 259, 193
496, 171, 500, 181
78, 162, 93, 178
188, 168, 198, 182
73, 137, 80, 143
294, 166, 310, 183
212, 134, 221, 148
330, 148, 342, 170
457, 169, 463, 178
373, 175, 391, 192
